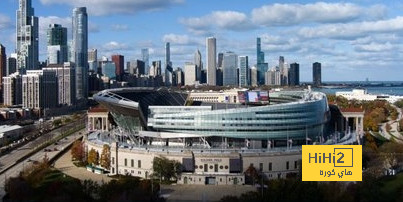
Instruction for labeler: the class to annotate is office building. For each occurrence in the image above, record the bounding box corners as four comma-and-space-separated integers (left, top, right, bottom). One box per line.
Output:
47, 24, 68, 65
217, 52, 224, 68
72, 7, 88, 99
16, 0, 39, 70
175, 68, 184, 86
141, 48, 149, 75
250, 66, 258, 87
111, 54, 124, 81
129, 60, 145, 76
185, 63, 197, 86
194, 49, 202, 82
164, 42, 173, 86
206, 37, 216, 85
222, 52, 238, 86
256, 38, 267, 85
3, 72, 22, 106
279, 56, 288, 86
43, 62, 76, 106
238, 56, 248, 87
101, 57, 116, 79
150, 61, 162, 77
313, 62, 322, 86
289, 63, 300, 86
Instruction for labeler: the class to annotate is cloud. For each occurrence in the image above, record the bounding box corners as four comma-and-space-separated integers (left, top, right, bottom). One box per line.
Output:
40, 0, 184, 16
102, 41, 131, 51
179, 11, 256, 35
111, 24, 129, 31
0, 13, 12, 30
298, 16, 403, 40
251, 2, 386, 26
354, 42, 395, 52
162, 34, 203, 46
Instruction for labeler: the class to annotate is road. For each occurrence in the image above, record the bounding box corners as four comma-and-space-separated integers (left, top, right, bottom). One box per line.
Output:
0, 118, 86, 199
380, 104, 403, 143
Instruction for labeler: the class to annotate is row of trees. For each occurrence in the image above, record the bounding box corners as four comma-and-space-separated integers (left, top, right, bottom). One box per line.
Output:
71, 140, 111, 170
152, 156, 182, 183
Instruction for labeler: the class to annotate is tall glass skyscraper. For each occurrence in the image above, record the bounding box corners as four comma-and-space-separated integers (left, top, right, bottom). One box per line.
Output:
47, 24, 68, 65
141, 48, 149, 75
194, 49, 202, 82
164, 42, 173, 86
72, 7, 88, 99
239, 56, 249, 87
222, 52, 238, 86
313, 62, 322, 86
206, 37, 216, 86
256, 37, 268, 85
16, 0, 39, 71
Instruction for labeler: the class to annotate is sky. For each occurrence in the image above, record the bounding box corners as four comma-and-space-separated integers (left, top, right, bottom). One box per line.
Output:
0, 0, 403, 82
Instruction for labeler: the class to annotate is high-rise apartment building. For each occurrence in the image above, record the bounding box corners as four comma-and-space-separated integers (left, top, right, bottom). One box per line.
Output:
43, 62, 76, 106
72, 7, 88, 99
112, 54, 124, 81
7, 54, 17, 76
16, 0, 39, 70
22, 70, 58, 109
175, 68, 184, 86
222, 52, 238, 86
313, 62, 322, 86
217, 52, 224, 68
239, 56, 249, 87
88, 49, 97, 72
129, 60, 145, 76
47, 24, 68, 65
3, 72, 22, 106
250, 66, 258, 87
289, 63, 300, 86
206, 37, 216, 86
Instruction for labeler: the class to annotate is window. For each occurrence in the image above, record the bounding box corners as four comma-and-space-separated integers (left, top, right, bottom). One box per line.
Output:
259, 163, 263, 172
124, 158, 127, 166
269, 162, 272, 171
131, 159, 134, 167
294, 161, 298, 169
112, 157, 115, 165
138, 160, 141, 168
286, 161, 289, 170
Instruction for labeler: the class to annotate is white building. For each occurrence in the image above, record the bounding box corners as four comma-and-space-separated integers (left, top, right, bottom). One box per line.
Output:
3, 72, 22, 106
184, 63, 197, 86
336, 89, 403, 103
22, 70, 58, 109
206, 37, 216, 86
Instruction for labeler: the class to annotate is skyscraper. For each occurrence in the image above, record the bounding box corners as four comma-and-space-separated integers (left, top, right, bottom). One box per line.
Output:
0, 44, 6, 91
206, 37, 216, 86
194, 49, 202, 82
72, 7, 88, 99
7, 54, 17, 76
313, 62, 322, 86
112, 54, 124, 81
185, 63, 197, 86
88, 49, 97, 72
43, 62, 76, 106
250, 66, 258, 87
289, 63, 300, 86
239, 56, 249, 87
256, 37, 268, 85
217, 52, 224, 68
222, 52, 238, 86
141, 48, 149, 75
16, 0, 39, 70
47, 24, 68, 65
164, 42, 173, 86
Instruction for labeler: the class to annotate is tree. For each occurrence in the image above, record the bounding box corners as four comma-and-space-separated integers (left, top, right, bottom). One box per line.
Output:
100, 144, 111, 170
71, 140, 85, 163
152, 156, 182, 182
244, 164, 260, 185
52, 119, 62, 128
88, 148, 99, 166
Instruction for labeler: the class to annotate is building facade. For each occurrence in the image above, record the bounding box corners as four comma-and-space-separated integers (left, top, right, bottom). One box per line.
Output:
185, 63, 197, 86
112, 54, 124, 81
194, 49, 202, 82
22, 70, 58, 109
289, 62, 300, 86
206, 37, 216, 86
16, 0, 39, 70
88, 49, 97, 72
256, 38, 267, 85
141, 48, 149, 75
47, 24, 68, 65
164, 42, 173, 86
43, 62, 76, 106
3, 72, 22, 106
222, 52, 238, 86
313, 62, 321, 86
238, 56, 249, 87
0, 44, 6, 94
72, 7, 88, 99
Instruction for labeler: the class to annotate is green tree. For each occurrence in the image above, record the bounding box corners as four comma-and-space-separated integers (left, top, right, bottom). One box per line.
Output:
87, 148, 99, 166
100, 144, 111, 170
152, 156, 182, 182
52, 119, 62, 127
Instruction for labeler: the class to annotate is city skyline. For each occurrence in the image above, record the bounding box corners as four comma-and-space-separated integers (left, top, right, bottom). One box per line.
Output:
0, 0, 403, 81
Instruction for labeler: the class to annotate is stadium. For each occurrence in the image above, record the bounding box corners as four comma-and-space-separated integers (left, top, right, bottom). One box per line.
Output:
86, 87, 358, 185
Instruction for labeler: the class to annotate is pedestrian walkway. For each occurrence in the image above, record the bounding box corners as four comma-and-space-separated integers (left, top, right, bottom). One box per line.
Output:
53, 149, 112, 184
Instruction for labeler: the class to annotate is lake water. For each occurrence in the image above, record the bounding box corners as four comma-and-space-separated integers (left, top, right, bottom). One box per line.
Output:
314, 86, 403, 96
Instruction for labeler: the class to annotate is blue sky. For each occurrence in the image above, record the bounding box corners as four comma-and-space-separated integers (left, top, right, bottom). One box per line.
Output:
1, 0, 403, 82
